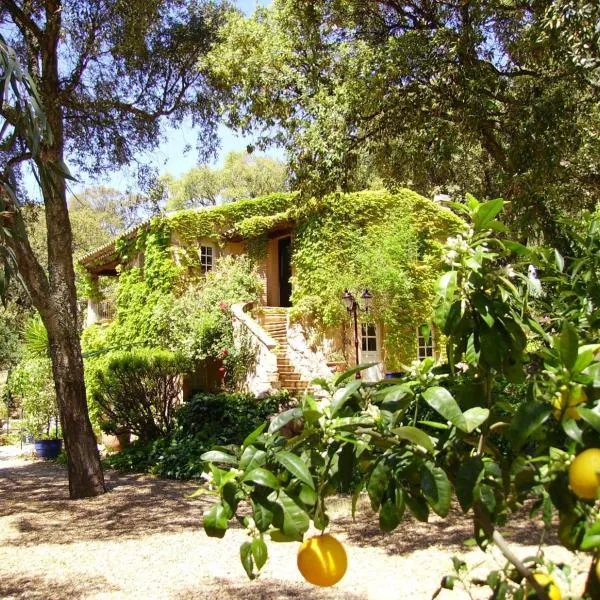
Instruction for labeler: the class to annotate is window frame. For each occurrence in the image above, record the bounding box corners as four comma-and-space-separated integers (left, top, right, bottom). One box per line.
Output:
417, 327, 435, 360
199, 244, 214, 274
361, 323, 378, 353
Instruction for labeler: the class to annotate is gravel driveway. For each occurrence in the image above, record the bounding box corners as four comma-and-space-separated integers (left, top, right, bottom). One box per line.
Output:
0, 448, 589, 600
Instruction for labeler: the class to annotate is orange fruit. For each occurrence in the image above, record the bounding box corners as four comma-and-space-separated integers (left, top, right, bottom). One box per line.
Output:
596, 558, 600, 583
297, 533, 347, 587
568, 448, 600, 500
528, 573, 561, 600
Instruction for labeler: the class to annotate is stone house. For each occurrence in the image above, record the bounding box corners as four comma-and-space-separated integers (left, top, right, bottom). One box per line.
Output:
79, 190, 461, 396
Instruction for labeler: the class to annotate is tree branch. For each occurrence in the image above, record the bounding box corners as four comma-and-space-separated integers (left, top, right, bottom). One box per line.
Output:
2, 0, 44, 41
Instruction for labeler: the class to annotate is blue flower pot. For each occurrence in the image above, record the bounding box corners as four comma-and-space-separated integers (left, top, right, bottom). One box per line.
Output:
34, 439, 62, 460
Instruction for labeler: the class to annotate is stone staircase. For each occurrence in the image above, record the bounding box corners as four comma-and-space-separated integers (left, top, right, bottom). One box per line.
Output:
261, 309, 309, 395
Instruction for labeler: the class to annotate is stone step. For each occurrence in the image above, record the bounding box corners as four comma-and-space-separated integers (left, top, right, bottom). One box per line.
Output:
280, 372, 302, 381
280, 383, 309, 392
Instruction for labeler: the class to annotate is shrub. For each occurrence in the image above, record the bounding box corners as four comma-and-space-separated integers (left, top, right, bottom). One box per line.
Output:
8, 357, 58, 439
90, 349, 191, 443
105, 390, 290, 479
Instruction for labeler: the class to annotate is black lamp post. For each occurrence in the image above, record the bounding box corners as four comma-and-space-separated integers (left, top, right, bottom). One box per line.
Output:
342, 289, 373, 379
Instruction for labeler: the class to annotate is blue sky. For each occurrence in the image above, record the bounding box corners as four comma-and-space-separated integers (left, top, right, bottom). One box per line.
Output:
71, 0, 276, 195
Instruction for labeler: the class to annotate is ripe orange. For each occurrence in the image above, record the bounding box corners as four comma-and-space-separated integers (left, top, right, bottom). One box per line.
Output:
528, 573, 561, 600
596, 558, 600, 583
568, 448, 600, 500
297, 533, 347, 587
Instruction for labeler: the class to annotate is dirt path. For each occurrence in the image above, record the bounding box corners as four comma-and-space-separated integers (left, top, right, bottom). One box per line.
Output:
0, 449, 589, 600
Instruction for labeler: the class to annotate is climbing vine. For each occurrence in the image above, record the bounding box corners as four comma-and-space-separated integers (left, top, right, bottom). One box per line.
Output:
290, 190, 463, 366
83, 189, 463, 373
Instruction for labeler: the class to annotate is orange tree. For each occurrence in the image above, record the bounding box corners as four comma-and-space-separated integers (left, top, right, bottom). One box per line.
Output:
199, 198, 600, 599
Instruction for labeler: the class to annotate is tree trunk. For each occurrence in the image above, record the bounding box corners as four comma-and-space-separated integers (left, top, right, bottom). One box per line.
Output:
20, 0, 106, 498
46, 316, 106, 498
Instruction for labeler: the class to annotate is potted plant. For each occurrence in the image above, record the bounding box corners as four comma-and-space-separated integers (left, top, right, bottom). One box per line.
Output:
8, 356, 62, 459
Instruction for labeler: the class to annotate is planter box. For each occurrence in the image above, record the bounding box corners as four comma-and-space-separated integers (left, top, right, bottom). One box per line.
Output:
34, 439, 62, 460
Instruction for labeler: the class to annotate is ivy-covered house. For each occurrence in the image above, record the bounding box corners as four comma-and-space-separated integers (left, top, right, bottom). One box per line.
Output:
79, 189, 463, 396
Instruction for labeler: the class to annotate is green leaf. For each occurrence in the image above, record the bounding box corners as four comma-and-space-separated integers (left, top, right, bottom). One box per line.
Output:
379, 384, 413, 413
474, 198, 504, 231
275, 451, 315, 490
437, 270, 457, 299
268, 407, 303, 434
578, 407, 600, 433
251, 537, 268, 570
367, 460, 391, 511
298, 484, 317, 506
581, 521, 600, 550
274, 491, 310, 540
336, 443, 355, 493
507, 402, 551, 452
573, 345, 600, 373
251, 499, 274, 532
421, 463, 451, 517
331, 380, 362, 416
240, 542, 255, 579
332, 363, 375, 387
554, 249, 565, 272
462, 407, 490, 433
455, 456, 484, 512
478, 484, 496, 514
583, 362, 600, 387
331, 416, 374, 430
557, 321, 579, 370
422, 386, 467, 431
243, 422, 267, 449
418, 420, 450, 430
561, 418, 583, 444
269, 529, 298, 543
379, 499, 400, 532
405, 493, 429, 522
391, 426, 435, 453
239, 447, 267, 472
200, 450, 238, 465
203, 503, 229, 538
243, 468, 280, 489
504, 240, 531, 256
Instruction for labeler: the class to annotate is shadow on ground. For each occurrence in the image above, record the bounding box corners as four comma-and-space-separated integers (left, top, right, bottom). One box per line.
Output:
175, 578, 364, 600
0, 460, 214, 546
336, 503, 558, 557
0, 572, 117, 599
0, 458, 558, 556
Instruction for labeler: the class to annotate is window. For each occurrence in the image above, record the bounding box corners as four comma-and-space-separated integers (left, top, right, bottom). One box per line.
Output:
199, 245, 214, 273
417, 327, 435, 360
361, 323, 378, 352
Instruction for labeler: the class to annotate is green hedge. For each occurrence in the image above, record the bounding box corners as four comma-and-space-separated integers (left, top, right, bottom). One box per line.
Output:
104, 390, 290, 479
90, 349, 191, 442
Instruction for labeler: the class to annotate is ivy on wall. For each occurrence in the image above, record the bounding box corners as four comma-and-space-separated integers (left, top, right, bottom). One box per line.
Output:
290, 190, 464, 367
83, 188, 463, 372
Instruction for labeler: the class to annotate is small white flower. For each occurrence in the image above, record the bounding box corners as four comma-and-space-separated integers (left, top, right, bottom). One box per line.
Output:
365, 403, 381, 421
504, 264, 516, 279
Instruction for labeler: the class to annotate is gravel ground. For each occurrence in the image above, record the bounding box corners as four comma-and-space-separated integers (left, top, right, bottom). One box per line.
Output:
0, 447, 590, 600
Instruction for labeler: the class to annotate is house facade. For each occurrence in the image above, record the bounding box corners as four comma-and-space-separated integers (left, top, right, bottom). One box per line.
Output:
80, 190, 463, 396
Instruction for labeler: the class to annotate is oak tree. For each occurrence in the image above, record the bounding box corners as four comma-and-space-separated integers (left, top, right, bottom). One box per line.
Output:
0, 0, 227, 498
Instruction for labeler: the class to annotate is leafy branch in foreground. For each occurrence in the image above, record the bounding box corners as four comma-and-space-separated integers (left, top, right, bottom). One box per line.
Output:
200, 198, 600, 598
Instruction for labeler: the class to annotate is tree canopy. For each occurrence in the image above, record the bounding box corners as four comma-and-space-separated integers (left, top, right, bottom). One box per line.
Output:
203, 0, 600, 243
161, 150, 289, 210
